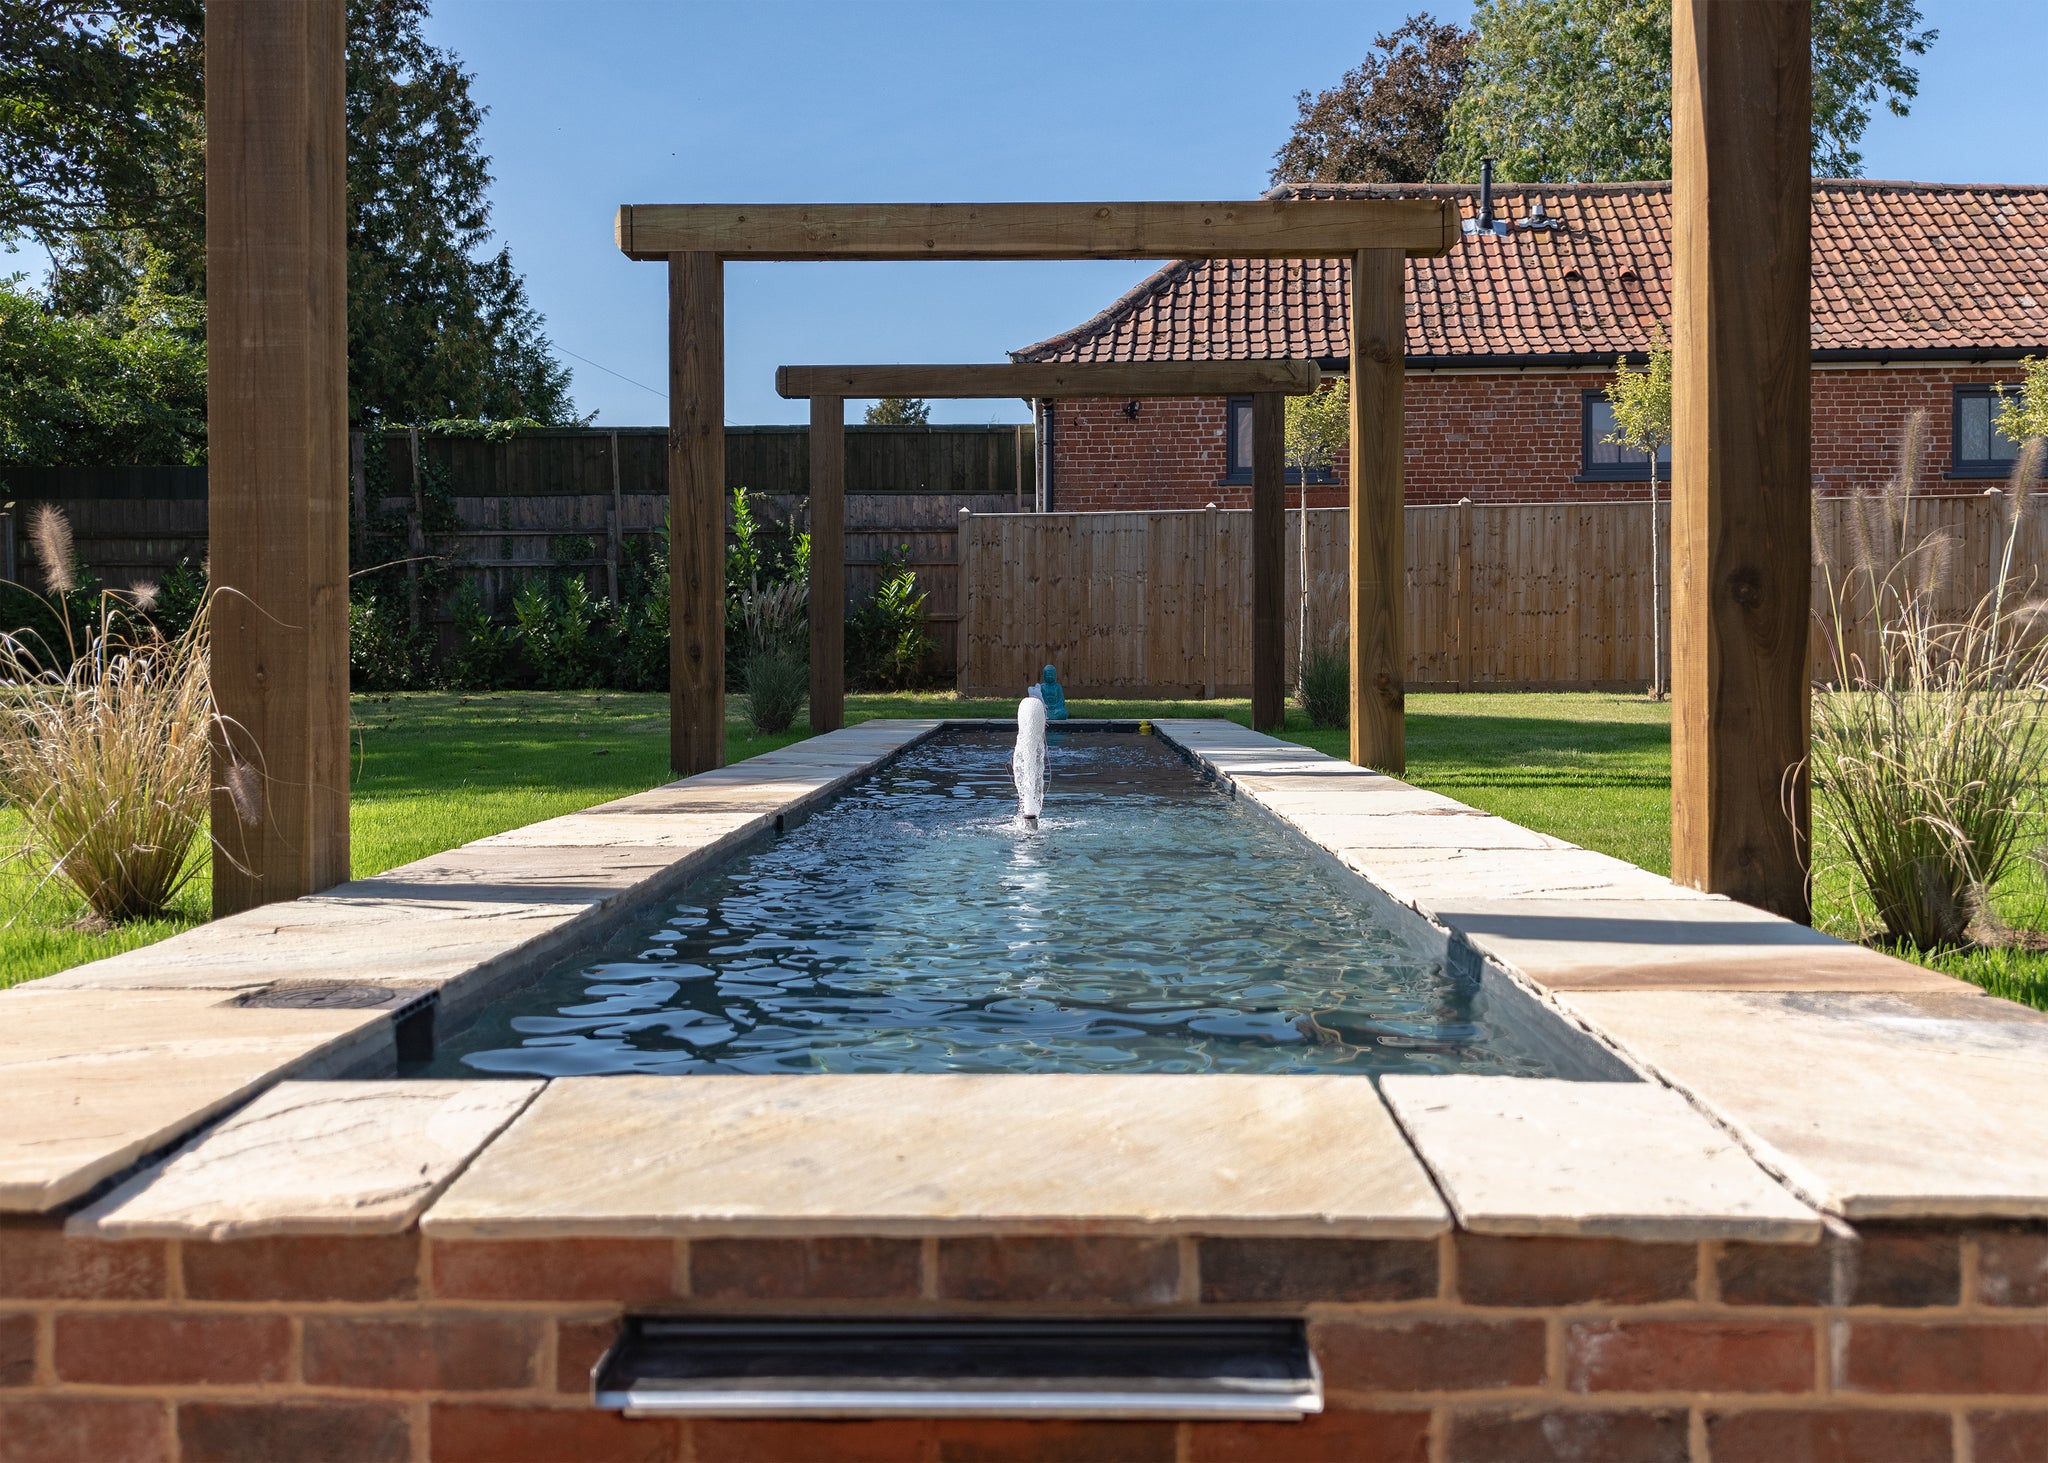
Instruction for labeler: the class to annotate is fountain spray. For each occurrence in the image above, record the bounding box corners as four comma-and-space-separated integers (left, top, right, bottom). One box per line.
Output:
1013, 693, 1048, 824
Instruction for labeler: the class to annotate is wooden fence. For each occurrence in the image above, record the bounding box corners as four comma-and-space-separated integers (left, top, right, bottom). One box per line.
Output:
0, 424, 1033, 673
959, 495, 2046, 696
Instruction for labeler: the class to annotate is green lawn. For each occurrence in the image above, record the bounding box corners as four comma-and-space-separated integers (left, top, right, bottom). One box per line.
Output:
3, 688, 2042, 1008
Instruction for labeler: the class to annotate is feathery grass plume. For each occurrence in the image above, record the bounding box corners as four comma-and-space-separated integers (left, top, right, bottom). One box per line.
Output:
1810, 416, 2048, 950
128, 580, 160, 612
0, 586, 220, 922
1884, 408, 1927, 536
224, 759, 264, 828
30, 504, 75, 596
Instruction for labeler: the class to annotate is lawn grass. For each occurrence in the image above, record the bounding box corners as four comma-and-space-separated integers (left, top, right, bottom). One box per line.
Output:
3, 687, 2042, 1009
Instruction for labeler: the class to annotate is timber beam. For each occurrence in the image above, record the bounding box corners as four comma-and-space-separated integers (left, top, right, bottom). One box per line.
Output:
776, 361, 1320, 402
618, 200, 1457, 262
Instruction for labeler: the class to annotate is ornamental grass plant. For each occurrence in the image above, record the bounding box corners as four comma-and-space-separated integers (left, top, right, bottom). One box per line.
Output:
1810, 414, 2048, 950
0, 506, 243, 924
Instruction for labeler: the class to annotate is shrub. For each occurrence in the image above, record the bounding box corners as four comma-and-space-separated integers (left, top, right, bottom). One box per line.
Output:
847, 547, 933, 690
745, 649, 807, 734
1297, 637, 1350, 729
0, 508, 225, 923
448, 582, 518, 690
1811, 415, 2048, 949
348, 592, 430, 691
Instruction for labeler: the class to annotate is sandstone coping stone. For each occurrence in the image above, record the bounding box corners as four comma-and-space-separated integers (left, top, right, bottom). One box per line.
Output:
1380, 1075, 1822, 1242
424, 1074, 1450, 1238
1560, 989, 2048, 1218
1157, 723, 1962, 998
3, 721, 940, 1213
69, 1080, 542, 1239
0, 991, 394, 1212
1426, 895, 1966, 995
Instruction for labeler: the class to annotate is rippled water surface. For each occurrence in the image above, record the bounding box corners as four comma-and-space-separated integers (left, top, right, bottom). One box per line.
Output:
426, 729, 1565, 1078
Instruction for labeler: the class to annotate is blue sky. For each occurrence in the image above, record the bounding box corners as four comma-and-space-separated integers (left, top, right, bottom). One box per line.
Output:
432, 0, 2047, 429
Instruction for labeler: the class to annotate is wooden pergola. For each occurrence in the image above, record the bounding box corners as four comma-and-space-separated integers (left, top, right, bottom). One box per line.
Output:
773, 360, 1323, 733
207, 0, 1814, 926
617, 199, 1456, 779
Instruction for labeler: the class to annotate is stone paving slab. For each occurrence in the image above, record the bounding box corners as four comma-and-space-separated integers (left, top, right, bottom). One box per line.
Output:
1380, 1075, 1822, 1242
1431, 896, 1967, 994
425, 1075, 1450, 1238
1335, 846, 1717, 905
4, 722, 939, 1212
70, 1080, 542, 1239
1160, 724, 1963, 997
1559, 989, 2048, 1218
0, 991, 393, 1212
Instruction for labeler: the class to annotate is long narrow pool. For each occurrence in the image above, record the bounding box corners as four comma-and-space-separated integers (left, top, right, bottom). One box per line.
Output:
423, 728, 1572, 1079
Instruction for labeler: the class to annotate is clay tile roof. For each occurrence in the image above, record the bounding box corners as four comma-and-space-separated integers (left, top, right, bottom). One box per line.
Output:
1012, 181, 2048, 367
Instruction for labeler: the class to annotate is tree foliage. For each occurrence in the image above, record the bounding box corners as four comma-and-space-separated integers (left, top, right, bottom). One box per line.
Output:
0, 0, 574, 461
1270, 14, 1470, 185
864, 397, 931, 427
344, 0, 571, 425
1995, 357, 2048, 449
0, 2, 203, 256
1604, 333, 1671, 457
1438, 0, 1936, 183
1283, 379, 1349, 479
0, 266, 205, 465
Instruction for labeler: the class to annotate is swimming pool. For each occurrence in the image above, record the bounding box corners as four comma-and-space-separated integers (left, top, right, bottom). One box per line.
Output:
423, 728, 1581, 1078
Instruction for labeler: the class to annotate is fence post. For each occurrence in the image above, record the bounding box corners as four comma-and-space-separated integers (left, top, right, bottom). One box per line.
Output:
1455, 496, 1474, 691
406, 425, 423, 632
1204, 501, 1219, 699
607, 429, 622, 602
1013, 426, 1025, 513
957, 506, 973, 696
349, 429, 366, 566
1251, 392, 1286, 730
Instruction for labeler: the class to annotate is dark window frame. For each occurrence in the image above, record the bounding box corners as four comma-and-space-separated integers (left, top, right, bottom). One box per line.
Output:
1219, 396, 1338, 486
1579, 391, 1671, 482
1952, 383, 2026, 478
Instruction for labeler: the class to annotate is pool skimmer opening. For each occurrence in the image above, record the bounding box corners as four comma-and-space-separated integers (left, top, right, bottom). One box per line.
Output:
593, 1316, 1322, 1420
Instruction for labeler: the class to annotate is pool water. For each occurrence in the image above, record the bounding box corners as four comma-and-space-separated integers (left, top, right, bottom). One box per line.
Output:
424, 729, 1568, 1078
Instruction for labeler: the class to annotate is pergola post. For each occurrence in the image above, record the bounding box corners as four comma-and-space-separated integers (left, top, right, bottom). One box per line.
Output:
206, 0, 349, 915
1670, 0, 1812, 921
669, 252, 725, 775
1350, 248, 1406, 774
808, 395, 846, 733
1250, 392, 1286, 731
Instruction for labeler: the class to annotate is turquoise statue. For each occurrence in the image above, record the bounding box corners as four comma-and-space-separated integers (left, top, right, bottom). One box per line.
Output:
1040, 664, 1068, 720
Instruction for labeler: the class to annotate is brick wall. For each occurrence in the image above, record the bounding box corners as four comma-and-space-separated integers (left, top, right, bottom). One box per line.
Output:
6, 1218, 2045, 1461
1048, 364, 2025, 512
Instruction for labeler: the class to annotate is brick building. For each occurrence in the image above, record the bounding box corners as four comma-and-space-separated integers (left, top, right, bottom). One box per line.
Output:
1011, 181, 2048, 511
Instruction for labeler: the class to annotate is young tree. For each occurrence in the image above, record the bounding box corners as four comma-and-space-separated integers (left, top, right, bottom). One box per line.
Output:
1995, 357, 2048, 449
1439, 0, 1935, 182
1283, 380, 1349, 685
1269, 14, 1470, 185
1605, 335, 1672, 698
864, 397, 930, 426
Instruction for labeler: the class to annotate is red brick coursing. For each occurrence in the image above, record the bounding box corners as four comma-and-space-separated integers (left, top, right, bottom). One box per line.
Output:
4, 1220, 2046, 1461
1048, 364, 2022, 513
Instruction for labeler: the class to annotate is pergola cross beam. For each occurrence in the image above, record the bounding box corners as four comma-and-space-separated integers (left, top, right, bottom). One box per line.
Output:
779, 360, 1324, 733
631, 197, 1443, 775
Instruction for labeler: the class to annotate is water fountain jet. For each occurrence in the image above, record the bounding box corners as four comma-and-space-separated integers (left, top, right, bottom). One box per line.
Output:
1013, 693, 1048, 824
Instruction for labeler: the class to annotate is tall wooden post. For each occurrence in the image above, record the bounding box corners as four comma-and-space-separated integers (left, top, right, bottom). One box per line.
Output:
1670, 0, 1812, 921
207, 0, 349, 915
809, 395, 846, 733
669, 252, 725, 774
1251, 392, 1286, 730
1350, 248, 1406, 773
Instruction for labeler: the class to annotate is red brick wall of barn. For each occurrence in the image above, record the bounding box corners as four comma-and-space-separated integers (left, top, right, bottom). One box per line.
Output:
1043, 364, 2025, 510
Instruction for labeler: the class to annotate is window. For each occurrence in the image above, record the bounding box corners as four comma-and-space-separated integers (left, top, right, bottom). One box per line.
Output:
1954, 385, 2025, 477
1581, 393, 1671, 480
1222, 397, 1337, 484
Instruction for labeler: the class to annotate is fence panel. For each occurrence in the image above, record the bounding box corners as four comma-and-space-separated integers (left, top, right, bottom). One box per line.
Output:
960, 496, 2039, 697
